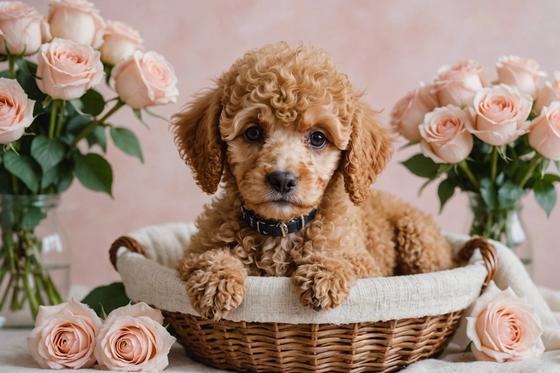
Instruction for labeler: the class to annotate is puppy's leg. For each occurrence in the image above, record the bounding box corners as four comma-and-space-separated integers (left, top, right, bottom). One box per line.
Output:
394, 207, 454, 274
292, 249, 381, 311
178, 248, 247, 320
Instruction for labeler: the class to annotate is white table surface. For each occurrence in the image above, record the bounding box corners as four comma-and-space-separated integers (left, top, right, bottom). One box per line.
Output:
0, 329, 227, 373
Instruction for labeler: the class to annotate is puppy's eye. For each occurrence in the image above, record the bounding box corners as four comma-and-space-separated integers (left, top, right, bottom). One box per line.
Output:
308, 131, 328, 149
244, 125, 264, 143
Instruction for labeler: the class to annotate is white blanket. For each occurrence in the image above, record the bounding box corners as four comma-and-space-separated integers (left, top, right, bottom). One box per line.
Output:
113, 222, 560, 372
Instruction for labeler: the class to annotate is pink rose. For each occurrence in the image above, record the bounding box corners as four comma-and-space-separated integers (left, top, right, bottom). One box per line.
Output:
468, 84, 532, 145
433, 60, 487, 107
111, 50, 179, 109
390, 83, 438, 142
48, 0, 105, 48
534, 72, 560, 113
0, 1, 51, 56
419, 105, 473, 164
529, 101, 560, 160
496, 56, 546, 97
95, 302, 176, 372
100, 20, 143, 65
36, 38, 103, 100
0, 78, 35, 144
466, 283, 544, 362
27, 300, 102, 369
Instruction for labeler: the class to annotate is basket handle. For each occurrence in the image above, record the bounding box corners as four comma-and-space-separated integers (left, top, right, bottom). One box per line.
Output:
109, 235, 148, 271
457, 237, 497, 287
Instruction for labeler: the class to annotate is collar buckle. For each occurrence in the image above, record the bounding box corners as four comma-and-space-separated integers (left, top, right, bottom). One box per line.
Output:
278, 222, 288, 237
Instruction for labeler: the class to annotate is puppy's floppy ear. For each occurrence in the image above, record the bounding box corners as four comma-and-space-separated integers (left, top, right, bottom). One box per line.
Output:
172, 88, 224, 194
342, 100, 392, 205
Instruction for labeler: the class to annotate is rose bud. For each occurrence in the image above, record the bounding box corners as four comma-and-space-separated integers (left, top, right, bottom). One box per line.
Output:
468, 84, 532, 146
100, 20, 143, 65
419, 105, 473, 164
111, 50, 178, 109
36, 38, 103, 100
433, 60, 486, 107
529, 101, 560, 160
390, 83, 438, 142
48, 0, 105, 48
27, 300, 102, 369
534, 72, 560, 113
496, 56, 546, 98
0, 1, 51, 56
0, 78, 34, 144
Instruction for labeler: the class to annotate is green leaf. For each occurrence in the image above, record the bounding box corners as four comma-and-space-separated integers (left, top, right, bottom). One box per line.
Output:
66, 114, 92, 133
87, 126, 107, 152
555, 161, 560, 172
479, 178, 497, 210
57, 163, 73, 193
30, 136, 65, 172
132, 108, 149, 127
81, 282, 130, 318
437, 178, 455, 212
80, 89, 105, 116
21, 206, 46, 231
16, 68, 44, 101
534, 181, 557, 217
497, 181, 524, 209
3, 152, 40, 193
542, 173, 560, 183
401, 154, 439, 179
110, 127, 144, 162
74, 153, 113, 195
41, 166, 58, 189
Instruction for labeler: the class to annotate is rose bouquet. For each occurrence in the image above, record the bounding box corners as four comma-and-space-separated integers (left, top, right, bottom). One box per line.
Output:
0, 0, 178, 321
391, 56, 560, 264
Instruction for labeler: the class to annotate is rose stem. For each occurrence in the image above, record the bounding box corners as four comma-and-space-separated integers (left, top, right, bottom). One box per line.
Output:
459, 161, 480, 189
490, 146, 498, 182
70, 99, 125, 148
7, 55, 16, 79
54, 100, 66, 137
22, 261, 38, 318
519, 155, 542, 188
48, 100, 60, 139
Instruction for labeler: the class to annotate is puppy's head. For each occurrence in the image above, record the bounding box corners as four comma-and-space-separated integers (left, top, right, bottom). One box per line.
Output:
173, 42, 391, 221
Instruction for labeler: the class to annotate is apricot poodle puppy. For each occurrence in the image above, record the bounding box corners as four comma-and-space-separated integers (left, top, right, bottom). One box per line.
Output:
172, 42, 454, 320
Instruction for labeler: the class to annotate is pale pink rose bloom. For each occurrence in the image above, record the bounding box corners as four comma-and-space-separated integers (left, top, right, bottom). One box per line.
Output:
433, 60, 487, 107
0, 1, 51, 55
0, 78, 35, 144
100, 20, 143, 65
529, 101, 560, 160
466, 282, 544, 362
27, 300, 102, 369
534, 72, 560, 113
419, 105, 473, 164
468, 84, 532, 146
390, 83, 438, 142
48, 0, 105, 48
496, 56, 546, 97
36, 38, 103, 100
95, 302, 176, 372
112, 50, 179, 109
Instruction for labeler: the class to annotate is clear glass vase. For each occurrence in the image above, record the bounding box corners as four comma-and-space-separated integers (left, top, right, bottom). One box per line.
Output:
467, 193, 533, 275
0, 194, 71, 327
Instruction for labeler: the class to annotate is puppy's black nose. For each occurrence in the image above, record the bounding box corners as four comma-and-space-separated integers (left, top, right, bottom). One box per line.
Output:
267, 171, 298, 194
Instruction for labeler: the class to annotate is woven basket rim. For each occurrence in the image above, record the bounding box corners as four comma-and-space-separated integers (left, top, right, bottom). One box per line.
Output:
111, 223, 496, 324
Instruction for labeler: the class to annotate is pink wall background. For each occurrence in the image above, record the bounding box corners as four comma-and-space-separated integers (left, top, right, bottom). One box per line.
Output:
28, 0, 560, 288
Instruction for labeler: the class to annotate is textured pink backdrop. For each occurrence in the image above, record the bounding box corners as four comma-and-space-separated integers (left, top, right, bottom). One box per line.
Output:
28, 0, 560, 288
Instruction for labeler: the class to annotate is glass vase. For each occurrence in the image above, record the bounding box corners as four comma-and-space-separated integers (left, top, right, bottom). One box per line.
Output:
0, 194, 71, 327
467, 193, 533, 275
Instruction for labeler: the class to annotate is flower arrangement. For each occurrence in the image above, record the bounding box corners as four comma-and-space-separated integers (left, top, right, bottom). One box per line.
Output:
28, 300, 175, 371
0, 0, 178, 320
391, 56, 560, 251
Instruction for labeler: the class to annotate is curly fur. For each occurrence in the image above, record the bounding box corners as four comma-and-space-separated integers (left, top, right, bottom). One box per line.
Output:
172, 42, 454, 320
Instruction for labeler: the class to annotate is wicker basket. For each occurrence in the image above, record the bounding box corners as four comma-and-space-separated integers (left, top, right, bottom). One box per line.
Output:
109, 226, 496, 373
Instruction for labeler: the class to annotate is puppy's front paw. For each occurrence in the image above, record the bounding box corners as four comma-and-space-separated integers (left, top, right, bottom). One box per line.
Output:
292, 257, 354, 311
186, 268, 245, 320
